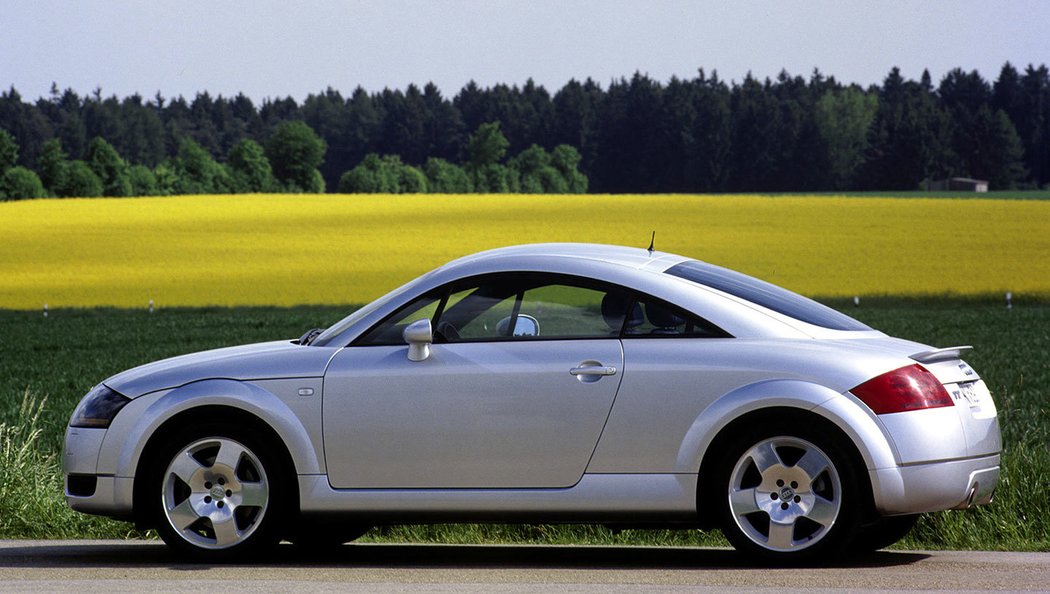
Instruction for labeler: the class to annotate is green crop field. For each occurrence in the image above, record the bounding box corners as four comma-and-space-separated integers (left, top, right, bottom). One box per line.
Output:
1, 300, 1047, 550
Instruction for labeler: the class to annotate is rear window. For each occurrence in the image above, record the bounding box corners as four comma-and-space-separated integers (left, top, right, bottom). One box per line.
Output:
665, 260, 871, 331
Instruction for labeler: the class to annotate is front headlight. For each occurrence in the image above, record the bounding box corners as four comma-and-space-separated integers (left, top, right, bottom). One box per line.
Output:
70, 384, 131, 428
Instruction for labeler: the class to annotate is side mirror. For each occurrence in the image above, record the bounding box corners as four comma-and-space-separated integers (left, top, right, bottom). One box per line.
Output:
495, 314, 540, 337
403, 318, 433, 362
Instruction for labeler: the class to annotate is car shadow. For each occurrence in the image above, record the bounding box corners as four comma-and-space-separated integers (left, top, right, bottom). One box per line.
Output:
0, 541, 929, 570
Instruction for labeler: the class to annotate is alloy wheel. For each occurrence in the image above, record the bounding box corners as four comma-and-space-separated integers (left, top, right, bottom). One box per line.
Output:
161, 437, 269, 550
726, 436, 842, 552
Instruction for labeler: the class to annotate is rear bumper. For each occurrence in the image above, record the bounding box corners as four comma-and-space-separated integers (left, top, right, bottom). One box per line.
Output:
869, 454, 999, 515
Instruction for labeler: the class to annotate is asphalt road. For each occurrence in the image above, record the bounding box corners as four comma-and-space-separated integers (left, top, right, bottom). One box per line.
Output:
1, 540, 1048, 592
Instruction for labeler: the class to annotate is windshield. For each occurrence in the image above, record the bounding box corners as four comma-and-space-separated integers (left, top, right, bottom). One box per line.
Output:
310, 273, 435, 347
664, 260, 871, 332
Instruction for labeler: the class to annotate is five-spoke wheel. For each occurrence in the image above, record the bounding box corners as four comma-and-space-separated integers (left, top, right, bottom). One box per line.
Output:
728, 436, 841, 551
153, 424, 285, 558
717, 424, 860, 562
162, 437, 269, 549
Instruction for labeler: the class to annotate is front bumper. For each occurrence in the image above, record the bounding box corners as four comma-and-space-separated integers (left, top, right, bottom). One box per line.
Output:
63, 426, 134, 518
64, 475, 135, 518
869, 454, 999, 515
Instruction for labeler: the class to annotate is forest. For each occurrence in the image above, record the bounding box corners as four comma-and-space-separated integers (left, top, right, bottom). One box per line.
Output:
1, 62, 1048, 196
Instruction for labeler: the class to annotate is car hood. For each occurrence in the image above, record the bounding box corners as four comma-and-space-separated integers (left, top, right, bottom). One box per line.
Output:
103, 340, 336, 398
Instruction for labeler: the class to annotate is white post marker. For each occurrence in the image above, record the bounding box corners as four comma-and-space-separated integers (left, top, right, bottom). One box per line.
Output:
149, 299, 154, 314
853, 296, 860, 307
43, 303, 48, 318
1006, 292, 1012, 310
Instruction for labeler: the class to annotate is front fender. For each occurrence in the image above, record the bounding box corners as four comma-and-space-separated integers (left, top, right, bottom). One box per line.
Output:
676, 379, 899, 474
96, 378, 324, 478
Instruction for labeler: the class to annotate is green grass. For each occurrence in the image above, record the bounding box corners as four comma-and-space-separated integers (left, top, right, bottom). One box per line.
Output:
826, 298, 1050, 551
0, 300, 1047, 550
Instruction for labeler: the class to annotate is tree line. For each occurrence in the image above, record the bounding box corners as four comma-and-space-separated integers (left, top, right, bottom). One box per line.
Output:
0, 117, 588, 200
1, 62, 1048, 197
0, 121, 327, 200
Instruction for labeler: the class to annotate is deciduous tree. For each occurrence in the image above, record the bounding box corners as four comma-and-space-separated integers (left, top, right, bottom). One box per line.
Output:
85, 137, 131, 197
1, 166, 45, 200
227, 139, 276, 192
37, 138, 67, 194
423, 157, 472, 193
814, 87, 877, 189
265, 121, 326, 193
128, 164, 158, 196
170, 138, 231, 194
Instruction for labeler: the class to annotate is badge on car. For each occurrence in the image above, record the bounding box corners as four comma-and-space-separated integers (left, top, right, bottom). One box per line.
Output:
953, 382, 982, 406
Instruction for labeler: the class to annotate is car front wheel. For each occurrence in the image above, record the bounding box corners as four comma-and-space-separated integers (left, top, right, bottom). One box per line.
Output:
716, 425, 862, 562
153, 424, 285, 559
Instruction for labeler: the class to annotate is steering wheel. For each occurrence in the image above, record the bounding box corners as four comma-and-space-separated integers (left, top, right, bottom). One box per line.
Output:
435, 321, 460, 343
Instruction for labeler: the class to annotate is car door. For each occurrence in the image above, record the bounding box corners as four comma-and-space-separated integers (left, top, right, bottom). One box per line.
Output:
322, 274, 629, 489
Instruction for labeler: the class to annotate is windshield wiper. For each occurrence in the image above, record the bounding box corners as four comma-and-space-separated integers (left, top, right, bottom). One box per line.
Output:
297, 327, 325, 346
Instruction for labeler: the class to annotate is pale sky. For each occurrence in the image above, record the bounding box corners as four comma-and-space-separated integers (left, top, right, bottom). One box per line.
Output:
3, 0, 1048, 102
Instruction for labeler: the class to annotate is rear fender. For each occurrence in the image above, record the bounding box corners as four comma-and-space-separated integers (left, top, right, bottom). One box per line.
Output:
677, 379, 899, 474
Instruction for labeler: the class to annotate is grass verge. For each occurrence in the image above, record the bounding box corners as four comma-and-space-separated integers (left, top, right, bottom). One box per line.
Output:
0, 391, 133, 539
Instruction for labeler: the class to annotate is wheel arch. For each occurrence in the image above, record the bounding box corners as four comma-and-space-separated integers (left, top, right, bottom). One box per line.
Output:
106, 378, 323, 477
116, 379, 315, 528
131, 402, 300, 529
681, 379, 897, 525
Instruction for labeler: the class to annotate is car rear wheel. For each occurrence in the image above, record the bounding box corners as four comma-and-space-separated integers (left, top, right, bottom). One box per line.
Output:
716, 424, 862, 563
287, 518, 371, 548
153, 424, 285, 559
852, 514, 919, 552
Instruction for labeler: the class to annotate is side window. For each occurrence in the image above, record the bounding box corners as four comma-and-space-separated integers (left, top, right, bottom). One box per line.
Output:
436, 277, 629, 342
627, 297, 727, 338
452, 288, 517, 340
516, 284, 620, 339
354, 273, 727, 347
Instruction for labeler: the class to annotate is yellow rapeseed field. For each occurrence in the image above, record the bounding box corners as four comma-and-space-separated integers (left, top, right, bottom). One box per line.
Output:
0, 193, 1047, 309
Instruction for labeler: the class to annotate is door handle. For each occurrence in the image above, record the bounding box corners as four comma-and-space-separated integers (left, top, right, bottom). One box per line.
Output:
569, 365, 617, 376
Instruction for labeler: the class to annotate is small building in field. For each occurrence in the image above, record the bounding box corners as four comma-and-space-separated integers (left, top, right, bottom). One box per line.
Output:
924, 177, 989, 192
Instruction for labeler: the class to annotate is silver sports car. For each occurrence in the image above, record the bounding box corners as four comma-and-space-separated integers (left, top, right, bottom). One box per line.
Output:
64, 243, 1000, 562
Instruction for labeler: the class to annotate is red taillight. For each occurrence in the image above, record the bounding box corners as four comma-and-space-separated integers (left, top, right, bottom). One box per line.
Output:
850, 364, 954, 415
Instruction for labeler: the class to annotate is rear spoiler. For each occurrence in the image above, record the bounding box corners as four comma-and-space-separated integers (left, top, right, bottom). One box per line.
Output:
910, 345, 973, 364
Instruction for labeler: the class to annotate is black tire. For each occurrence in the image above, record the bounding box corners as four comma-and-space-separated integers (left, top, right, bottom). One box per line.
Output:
714, 421, 863, 564
287, 518, 371, 549
852, 514, 919, 552
149, 421, 288, 560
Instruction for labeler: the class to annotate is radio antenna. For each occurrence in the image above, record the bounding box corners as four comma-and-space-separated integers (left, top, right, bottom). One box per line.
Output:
647, 231, 655, 256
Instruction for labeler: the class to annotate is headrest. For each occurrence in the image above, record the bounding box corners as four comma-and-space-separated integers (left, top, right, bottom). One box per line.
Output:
601, 293, 643, 330
645, 302, 684, 328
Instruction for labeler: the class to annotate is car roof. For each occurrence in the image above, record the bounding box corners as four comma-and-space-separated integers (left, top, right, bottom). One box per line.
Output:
423, 243, 812, 339
313, 243, 888, 346
432, 243, 880, 341
439, 243, 691, 274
